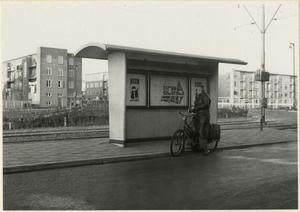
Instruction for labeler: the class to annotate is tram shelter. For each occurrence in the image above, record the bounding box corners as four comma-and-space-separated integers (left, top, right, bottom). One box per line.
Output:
75, 43, 247, 147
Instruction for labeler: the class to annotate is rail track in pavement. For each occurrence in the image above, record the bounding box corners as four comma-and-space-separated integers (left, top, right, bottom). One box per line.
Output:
3, 121, 297, 143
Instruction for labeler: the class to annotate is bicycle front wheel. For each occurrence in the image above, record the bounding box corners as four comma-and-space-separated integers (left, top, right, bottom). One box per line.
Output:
170, 129, 185, 157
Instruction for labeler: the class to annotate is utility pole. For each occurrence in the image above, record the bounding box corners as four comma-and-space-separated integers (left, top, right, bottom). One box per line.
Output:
261, 4, 266, 124
243, 4, 281, 130
290, 43, 296, 110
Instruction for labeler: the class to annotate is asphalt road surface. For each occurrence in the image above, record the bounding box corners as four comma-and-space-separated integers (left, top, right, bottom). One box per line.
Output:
3, 142, 297, 210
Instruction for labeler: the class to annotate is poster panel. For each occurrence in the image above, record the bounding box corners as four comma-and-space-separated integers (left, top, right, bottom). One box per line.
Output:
126, 73, 147, 106
190, 77, 208, 105
150, 75, 188, 107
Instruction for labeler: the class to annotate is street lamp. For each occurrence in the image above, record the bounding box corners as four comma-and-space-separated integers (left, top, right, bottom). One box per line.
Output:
289, 43, 296, 110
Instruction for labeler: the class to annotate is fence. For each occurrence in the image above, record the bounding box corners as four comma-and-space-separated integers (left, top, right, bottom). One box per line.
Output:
2, 100, 32, 110
218, 97, 295, 109
83, 99, 109, 107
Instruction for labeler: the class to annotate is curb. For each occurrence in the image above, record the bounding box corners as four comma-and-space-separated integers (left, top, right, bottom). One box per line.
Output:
3, 152, 170, 174
3, 140, 297, 174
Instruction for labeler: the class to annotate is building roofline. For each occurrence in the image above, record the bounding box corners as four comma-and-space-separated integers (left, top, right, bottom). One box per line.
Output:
75, 42, 248, 65
2, 46, 76, 64
234, 70, 254, 73
85, 72, 108, 76
2, 53, 37, 63
233, 69, 297, 77
40, 46, 68, 51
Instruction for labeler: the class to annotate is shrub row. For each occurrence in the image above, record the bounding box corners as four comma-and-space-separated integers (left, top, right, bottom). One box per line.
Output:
3, 106, 109, 130
218, 107, 249, 118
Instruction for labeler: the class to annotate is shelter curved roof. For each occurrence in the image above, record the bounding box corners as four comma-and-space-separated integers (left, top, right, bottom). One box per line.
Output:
75, 42, 247, 65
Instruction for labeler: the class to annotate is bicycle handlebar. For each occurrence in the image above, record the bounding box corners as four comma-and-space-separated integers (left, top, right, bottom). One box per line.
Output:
179, 111, 194, 117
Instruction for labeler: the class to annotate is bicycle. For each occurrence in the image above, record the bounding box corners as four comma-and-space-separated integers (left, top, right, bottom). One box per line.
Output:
170, 111, 219, 157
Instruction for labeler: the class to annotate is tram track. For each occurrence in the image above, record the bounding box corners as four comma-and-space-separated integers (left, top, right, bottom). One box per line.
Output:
3, 122, 296, 143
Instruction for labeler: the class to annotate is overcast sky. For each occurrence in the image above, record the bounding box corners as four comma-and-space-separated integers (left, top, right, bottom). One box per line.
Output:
1, 1, 298, 79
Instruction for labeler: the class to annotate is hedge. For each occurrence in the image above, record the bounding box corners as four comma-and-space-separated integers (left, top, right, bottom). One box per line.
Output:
218, 106, 249, 118
3, 106, 109, 130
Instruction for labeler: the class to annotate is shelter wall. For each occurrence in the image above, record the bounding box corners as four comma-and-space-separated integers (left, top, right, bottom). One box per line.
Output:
124, 59, 218, 142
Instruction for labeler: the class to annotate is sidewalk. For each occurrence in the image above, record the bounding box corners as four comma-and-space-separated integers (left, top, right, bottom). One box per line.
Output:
3, 127, 298, 174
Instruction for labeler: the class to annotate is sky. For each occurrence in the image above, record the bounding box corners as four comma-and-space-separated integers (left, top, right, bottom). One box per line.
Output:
1, 1, 299, 82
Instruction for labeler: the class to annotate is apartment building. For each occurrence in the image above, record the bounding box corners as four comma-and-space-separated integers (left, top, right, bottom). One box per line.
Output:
2, 47, 82, 108
85, 72, 108, 100
218, 69, 298, 109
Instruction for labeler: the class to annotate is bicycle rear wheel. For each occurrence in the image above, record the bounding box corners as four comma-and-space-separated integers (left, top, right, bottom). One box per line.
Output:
207, 139, 219, 153
170, 130, 185, 157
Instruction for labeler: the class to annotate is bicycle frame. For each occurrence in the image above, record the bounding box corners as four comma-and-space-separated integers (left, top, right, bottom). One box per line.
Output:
171, 111, 219, 157
178, 112, 196, 141
179, 111, 212, 143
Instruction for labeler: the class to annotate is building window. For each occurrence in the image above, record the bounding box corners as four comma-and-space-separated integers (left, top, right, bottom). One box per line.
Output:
46, 102, 52, 106
58, 56, 64, 64
69, 58, 74, 65
69, 70, 74, 77
100, 82, 103, 87
46, 55, 52, 63
90, 83, 94, 88
58, 93, 63, 97
46, 93, 52, 97
47, 68, 52, 75
87, 91, 89, 95
46, 80, 52, 88
58, 80, 63, 88
95, 83, 99, 88
69, 81, 74, 89
234, 81, 237, 87
58, 68, 63, 76
87, 83, 90, 88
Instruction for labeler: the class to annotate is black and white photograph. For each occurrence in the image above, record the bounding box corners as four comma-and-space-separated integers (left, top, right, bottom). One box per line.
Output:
1, 1, 298, 210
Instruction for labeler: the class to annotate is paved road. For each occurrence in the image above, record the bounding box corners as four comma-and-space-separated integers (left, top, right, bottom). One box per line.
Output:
3, 142, 297, 210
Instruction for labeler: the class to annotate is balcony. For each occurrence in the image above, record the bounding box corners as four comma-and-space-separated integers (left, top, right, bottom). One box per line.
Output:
6, 67, 13, 72
7, 78, 14, 83
29, 63, 36, 68
28, 75, 37, 82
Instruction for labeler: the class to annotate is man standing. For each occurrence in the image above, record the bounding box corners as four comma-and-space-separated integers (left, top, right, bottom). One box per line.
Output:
189, 84, 211, 156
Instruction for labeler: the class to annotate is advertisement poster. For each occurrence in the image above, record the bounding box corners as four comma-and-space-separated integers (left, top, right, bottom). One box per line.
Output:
150, 75, 188, 106
126, 73, 146, 106
130, 78, 139, 101
190, 77, 208, 105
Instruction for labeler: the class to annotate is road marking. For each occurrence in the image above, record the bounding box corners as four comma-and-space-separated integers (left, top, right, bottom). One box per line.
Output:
225, 156, 297, 165
25, 193, 95, 210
